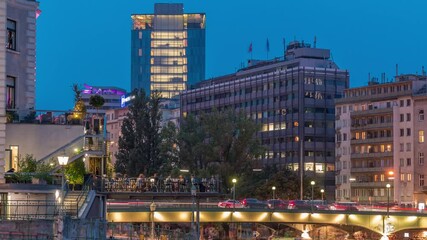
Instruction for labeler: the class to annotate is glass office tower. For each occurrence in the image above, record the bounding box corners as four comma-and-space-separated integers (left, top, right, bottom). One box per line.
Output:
131, 3, 206, 99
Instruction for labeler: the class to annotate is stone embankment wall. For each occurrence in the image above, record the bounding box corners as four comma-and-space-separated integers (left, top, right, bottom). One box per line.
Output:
0, 217, 107, 239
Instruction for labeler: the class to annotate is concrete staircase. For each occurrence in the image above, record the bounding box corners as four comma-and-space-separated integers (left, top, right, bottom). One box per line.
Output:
63, 191, 80, 217
63, 188, 96, 218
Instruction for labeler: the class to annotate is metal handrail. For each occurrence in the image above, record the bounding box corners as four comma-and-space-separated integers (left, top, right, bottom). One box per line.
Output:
74, 177, 94, 218
37, 134, 86, 164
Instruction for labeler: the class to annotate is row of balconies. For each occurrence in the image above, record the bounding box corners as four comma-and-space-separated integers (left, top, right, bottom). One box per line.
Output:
350, 107, 393, 117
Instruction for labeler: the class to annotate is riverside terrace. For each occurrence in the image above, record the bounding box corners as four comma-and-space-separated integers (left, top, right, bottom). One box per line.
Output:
94, 175, 222, 193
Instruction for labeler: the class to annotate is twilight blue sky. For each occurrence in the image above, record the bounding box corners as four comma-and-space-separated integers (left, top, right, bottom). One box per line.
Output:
36, 0, 427, 110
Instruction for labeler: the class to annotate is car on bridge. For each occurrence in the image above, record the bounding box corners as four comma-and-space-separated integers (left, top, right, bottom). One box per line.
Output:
329, 202, 360, 211
217, 199, 245, 209
241, 198, 268, 209
287, 200, 329, 210
267, 199, 289, 209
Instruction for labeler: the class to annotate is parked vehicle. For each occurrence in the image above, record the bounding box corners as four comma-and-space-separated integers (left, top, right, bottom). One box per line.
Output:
329, 202, 359, 211
217, 199, 245, 208
241, 198, 268, 209
267, 199, 288, 209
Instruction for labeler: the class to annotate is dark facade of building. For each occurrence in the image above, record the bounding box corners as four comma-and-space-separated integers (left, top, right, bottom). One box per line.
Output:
131, 3, 206, 99
180, 42, 349, 199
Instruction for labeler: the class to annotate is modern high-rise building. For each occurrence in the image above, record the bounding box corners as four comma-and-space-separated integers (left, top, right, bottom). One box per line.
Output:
131, 3, 206, 99
335, 74, 427, 206
180, 41, 349, 199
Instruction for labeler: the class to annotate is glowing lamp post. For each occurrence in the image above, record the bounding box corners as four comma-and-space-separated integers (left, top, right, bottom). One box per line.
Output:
272, 186, 276, 200
386, 184, 391, 218
321, 189, 325, 201
232, 178, 237, 210
310, 181, 315, 213
57, 155, 69, 212
150, 202, 156, 239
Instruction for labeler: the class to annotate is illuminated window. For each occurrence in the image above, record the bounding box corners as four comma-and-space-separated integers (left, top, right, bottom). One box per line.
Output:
294, 136, 299, 142
6, 76, 15, 109
408, 173, 412, 182
305, 163, 314, 171
6, 19, 16, 50
361, 132, 366, 139
400, 173, 405, 181
293, 121, 299, 127
419, 130, 425, 143
314, 163, 324, 173
380, 174, 384, 181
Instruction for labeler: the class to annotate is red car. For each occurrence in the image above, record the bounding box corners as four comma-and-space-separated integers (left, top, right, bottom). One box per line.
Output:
329, 202, 359, 211
217, 199, 245, 208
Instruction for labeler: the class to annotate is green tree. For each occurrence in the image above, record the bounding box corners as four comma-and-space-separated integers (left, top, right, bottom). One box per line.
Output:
238, 165, 321, 200
115, 89, 162, 176
65, 158, 86, 188
71, 84, 86, 121
177, 114, 208, 173
89, 94, 105, 114
178, 109, 264, 188
18, 154, 37, 172
158, 121, 179, 175
14, 155, 53, 183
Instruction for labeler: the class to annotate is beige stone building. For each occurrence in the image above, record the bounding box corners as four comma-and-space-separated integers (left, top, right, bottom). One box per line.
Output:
335, 74, 427, 207
0, 0, 38, 183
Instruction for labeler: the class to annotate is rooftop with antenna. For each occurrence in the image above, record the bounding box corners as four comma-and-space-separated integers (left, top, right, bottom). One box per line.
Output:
285, 40, 330, 61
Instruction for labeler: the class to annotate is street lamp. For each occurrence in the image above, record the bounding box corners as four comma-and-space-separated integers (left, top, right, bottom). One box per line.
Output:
150, 202, 156, 239
191, 184, 199, 239
386, 184, 391, 218
272, 186, 276, 200
310, 181, 315, 212
232, 179, 237, 210
320, 189, 325, 201
57, 155, 69, 213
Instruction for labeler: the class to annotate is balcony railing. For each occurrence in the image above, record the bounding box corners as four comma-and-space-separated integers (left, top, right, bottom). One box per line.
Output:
351, 137, 393, 144
351, 122, 393, 130
351, 151, 393, 159
351, 167, 386, 173
350, 181, 391, 188
6, 109, 85, 125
